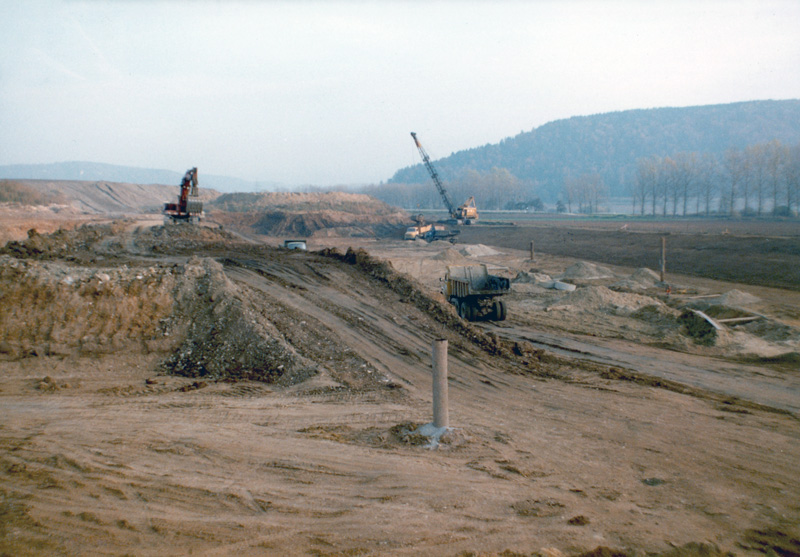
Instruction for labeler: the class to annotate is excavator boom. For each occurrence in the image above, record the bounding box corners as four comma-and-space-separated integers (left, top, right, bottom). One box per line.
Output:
164, 167, 203, 223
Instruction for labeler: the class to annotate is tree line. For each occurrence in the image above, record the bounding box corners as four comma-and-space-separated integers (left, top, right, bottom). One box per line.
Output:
631, 139, 800, 217
360, 167, 543, 212
364, 138, 800, 218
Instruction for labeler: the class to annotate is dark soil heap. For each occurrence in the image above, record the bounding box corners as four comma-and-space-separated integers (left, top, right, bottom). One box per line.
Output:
209, 191, 409, 238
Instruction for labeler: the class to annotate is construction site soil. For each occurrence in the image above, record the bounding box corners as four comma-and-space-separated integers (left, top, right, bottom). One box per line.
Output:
1, 190, 800, 556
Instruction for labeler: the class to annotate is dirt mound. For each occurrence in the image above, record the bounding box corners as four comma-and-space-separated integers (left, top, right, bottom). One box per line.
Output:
0, 251, 316, 384
548, 285, 666, 315
0, 255, 179, 359
459, 244, 502, 257
2, 178, 220, 214
161, 257, 317, 384
0, 180, 67, 205
0, 222, 245, 261
513, 271, 553, 284
210, 191, 409, 238
715, 289, 761, 308
252, 210, 406, 238
559, 261, 615, 280
432, 248, 470, 263
210, 191, 397, 213
614, 268, 661, 290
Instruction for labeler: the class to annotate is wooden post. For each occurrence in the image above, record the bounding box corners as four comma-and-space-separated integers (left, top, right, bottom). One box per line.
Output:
660, 236, 666, 282
529, 240, 535, 262
432, 339, 449, 429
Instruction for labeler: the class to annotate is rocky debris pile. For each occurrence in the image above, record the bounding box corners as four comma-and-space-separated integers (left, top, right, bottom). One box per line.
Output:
1, 224, 123, 261
161, 257, 318, 384
1, 222, 245, 261
559, 261, 615, 281
142, 224, 244, 253
0, 249, 319, 385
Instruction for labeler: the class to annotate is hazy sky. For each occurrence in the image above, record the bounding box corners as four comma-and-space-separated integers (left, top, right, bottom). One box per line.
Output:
1, 1, 799, 186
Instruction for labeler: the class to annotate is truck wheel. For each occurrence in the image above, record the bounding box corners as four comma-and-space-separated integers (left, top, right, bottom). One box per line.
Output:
467, 303, 478, 322
493, 300, 507, 321
458, 300, 467, 319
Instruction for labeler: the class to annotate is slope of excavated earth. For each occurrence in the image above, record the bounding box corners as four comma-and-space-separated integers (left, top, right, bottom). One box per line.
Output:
1, 222, 799, 556
1, 178, 221, 215
209, 191, 409, 238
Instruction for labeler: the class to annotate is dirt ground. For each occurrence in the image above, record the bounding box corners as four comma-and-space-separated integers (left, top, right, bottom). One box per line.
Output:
1, 199, 800, 556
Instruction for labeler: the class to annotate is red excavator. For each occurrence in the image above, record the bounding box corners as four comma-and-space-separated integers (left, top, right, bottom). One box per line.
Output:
163, 167, 203, 223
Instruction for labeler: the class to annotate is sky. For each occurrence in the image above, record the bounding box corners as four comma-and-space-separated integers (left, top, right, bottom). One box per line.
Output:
1, 0, 799, 187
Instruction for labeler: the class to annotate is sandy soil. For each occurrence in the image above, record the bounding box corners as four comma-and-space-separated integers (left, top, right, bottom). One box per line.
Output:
1, 213, 800, 556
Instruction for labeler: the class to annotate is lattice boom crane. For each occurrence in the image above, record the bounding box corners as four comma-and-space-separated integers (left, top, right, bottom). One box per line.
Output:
410, 132, 478, 223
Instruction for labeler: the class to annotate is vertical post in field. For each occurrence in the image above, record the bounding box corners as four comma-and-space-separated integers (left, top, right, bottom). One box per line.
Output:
432, 339, 449, 429
660, 236, 666, 282
530, 240, 535, 262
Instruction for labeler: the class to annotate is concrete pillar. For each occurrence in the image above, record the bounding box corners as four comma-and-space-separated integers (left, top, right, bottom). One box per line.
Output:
432, 339, 449, 428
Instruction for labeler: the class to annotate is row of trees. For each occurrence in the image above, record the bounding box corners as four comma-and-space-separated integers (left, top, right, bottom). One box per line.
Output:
561, 173, 608, 214
631, 140, 800, 217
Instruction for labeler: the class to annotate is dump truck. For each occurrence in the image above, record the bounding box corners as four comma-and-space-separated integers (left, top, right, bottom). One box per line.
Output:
405, 223, 460, 243
442, 264, 509, 321
404, 223, 432, 240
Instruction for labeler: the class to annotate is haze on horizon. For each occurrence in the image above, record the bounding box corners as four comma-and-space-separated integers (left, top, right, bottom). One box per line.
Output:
1, 0, 799, 187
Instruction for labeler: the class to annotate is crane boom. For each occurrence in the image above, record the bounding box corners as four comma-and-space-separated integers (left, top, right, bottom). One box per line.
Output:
410, 132, 457, 217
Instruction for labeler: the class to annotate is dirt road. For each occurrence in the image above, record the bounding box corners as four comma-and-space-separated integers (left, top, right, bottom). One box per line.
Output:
495, 326, 800, 414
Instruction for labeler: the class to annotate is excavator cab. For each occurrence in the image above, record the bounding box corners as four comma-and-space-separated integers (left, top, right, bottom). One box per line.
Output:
456, 196, 478, 223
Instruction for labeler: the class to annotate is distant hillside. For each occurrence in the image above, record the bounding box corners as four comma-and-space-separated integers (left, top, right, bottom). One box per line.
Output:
0, 162, 279, 193
389, 99, 800, 201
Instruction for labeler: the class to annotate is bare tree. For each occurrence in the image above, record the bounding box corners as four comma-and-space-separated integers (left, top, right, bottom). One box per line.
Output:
659, 156, 677, 216
724, 148, 745, 216
634, 157, 658, 215
765, 140, 788, 214
786, 142, 800, 214
745, 143, 768, 215
696, 153, 718, 216
562, 175, 577, 213
672, 152, 697, 216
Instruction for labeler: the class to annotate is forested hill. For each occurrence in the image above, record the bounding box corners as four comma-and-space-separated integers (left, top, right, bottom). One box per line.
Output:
389, 99, 800, 201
